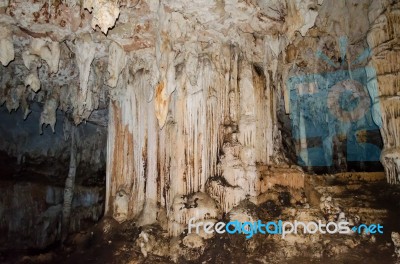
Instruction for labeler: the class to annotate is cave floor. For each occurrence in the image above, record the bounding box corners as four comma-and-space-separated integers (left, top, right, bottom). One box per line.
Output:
2, 171, 400, 264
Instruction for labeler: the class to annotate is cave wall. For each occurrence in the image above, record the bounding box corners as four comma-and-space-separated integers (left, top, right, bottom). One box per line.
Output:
103, 0, 292, 235
0, 0, 398, 244
282, 0, 387, 174
0, 104, 107, 177
367, 0, 400, 184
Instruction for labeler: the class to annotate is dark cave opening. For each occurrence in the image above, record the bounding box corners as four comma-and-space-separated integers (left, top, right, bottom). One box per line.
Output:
0, 104, 107, 252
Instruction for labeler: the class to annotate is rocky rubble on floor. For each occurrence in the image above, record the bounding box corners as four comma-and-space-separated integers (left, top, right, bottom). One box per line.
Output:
127, 172, 399, 263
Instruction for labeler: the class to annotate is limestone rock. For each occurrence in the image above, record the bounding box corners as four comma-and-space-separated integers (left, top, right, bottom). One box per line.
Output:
168, 192, 221, 237
113, 189, 129, 223
73, 34, 96, 103
30, 38, 60, 73
0, 24, 14, 66
106, 41, 126, 88
83, 0, 120, 34
393, 232, 400, 258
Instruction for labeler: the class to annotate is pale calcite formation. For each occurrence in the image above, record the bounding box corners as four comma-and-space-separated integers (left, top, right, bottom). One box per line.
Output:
106, 41, 126, 88
105, 43, 281, 235
83, 0, 120, 34
39, 90, 59, 133
393, 232, 400, 258
228, 204, 258, 224
367, 1, 400, 184
154, 3, 176, 128
5, 84, 25, 112
69, 58, 107, 124
207, 142, 257, 213
0, 24, 14, 66
30, 38, 60, 73
154, 81, 170, 129
72, 34, 96, 104
21, 38, 60, 94
24, 71, 41, 93
285, 0, 321, 40
113, 189, 129, 223
168, 192, 221, 237
106, 68, 159, 224
22, 51, 41, 92
0, 0, 398, 243
136, 227, 206, 262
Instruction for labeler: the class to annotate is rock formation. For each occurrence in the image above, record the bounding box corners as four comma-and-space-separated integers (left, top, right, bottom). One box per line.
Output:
0, 0, 399, 262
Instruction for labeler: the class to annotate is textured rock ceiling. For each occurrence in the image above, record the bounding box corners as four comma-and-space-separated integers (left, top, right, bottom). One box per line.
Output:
0, 0, 322, 124
1, 0, 400, 238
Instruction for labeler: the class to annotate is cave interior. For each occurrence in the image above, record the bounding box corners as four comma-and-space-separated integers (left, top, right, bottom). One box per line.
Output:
0, 0, 400, 263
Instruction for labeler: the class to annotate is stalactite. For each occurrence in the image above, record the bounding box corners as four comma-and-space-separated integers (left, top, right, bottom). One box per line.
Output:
30, 38, 60, 74
39, 90, 59, 133
0, 24, 14, 66
5, 84, 25, 113
24, 69, 41, 93
106, 48, 250, 234
229, 45, 239, 124
20, 86, 32, 120
2, 3, 400, 259
21, 38, 60, 95
107, 42, 126, 88
159, 56, 223, 232
154, 81, 170, 129
22, 51, 41, 93
93, 3, 283, 236
285, 0, 320, 40
73, 34, 96, 104
83, 0, 120, 34
154, 2, 177, 129
87, 59, 105, 111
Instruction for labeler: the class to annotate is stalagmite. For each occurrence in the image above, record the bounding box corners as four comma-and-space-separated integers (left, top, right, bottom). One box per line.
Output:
168, 192, 221, 237
206, 178, 246, 213
113, 189, 129, 223
62, 127, 77, 242
1, 1, 400, 261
